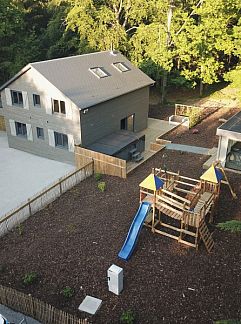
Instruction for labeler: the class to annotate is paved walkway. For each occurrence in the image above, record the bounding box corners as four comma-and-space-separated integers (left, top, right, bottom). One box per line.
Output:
165, 143, 210, 155
0, 131, 75, 219
0, 304, 40, 323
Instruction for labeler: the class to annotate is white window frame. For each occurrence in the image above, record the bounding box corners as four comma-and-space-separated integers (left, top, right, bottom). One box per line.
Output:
11, 90, 23, 107
112, 62, 130, 72
15, 122, 27, 138
89, 67, 109, 78
36, 127, 44, 139
52, 99, 66, 115
54, 131, 68, 149
33, 94, 41, 107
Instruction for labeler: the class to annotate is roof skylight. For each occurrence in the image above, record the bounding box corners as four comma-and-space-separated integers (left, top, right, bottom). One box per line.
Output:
112, 62, 130, 72
89, 67, 108, 78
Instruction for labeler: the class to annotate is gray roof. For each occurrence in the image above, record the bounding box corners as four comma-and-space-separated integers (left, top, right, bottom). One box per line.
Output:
217, 111, 241, 135
1, 51, 154, 110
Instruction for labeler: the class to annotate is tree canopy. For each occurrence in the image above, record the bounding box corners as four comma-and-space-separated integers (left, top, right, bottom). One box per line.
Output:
1, 0, 241, 98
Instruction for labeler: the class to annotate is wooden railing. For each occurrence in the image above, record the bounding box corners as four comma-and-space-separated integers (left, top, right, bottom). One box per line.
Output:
0, 285, 88, 324
0, 161, 94, 237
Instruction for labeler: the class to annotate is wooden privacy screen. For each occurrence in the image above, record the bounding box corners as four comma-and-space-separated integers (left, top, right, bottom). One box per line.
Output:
75, 146, 127, 178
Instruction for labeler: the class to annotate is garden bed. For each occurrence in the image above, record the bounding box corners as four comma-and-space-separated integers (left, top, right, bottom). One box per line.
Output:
0, 107, 241, 323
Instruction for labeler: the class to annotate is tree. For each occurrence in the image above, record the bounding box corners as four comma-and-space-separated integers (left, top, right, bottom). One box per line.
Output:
174, 0, 241, 95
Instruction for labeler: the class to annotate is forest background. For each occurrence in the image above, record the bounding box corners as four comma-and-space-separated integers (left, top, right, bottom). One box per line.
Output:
1, 0, 241, 102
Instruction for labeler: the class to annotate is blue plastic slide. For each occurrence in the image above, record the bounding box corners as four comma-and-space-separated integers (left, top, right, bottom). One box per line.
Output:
118, 202, 151, 261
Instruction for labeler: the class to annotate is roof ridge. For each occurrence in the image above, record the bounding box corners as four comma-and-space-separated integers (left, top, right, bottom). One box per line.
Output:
31, 50, 120, 66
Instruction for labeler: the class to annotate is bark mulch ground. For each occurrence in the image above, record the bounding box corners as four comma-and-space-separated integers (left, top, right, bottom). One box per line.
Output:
0, 107, 241, 324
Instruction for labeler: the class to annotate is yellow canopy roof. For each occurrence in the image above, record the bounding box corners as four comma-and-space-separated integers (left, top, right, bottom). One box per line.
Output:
200, 165, 223, 184
139, 174, 164, 191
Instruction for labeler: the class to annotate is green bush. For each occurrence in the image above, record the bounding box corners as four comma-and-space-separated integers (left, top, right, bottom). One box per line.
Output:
217, 220, 241, 233
61, 286, 74, 299
97, 181, 106, 192
22, 272, 38, 286
120, 310, 135, 324
176, 105, 202, 128
94, 173, 102, 181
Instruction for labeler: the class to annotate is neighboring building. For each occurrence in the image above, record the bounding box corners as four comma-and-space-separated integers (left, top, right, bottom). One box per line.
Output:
216, 111, 241, 171
0, 51, 154, 164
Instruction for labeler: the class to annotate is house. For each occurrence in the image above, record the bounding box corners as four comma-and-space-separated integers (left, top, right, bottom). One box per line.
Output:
0, 51, 154, 164
216, 110, 241, 171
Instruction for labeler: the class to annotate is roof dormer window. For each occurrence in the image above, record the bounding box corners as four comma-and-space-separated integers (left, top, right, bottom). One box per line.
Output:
89, 67, 109, 78
112, 62, 130, 72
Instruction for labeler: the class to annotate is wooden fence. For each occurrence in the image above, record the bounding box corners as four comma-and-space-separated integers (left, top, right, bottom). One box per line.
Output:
75, 146, 127, 178
0, 161, 94, 237
0, 285, 88, 324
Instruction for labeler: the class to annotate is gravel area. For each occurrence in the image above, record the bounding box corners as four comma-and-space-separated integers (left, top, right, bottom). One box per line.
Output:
0, 107, 241, 324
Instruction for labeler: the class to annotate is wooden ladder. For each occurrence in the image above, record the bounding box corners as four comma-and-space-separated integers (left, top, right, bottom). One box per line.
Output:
199, 220, 214, 253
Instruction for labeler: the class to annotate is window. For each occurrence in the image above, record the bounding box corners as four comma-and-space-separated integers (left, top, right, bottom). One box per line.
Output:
89, 67, 109, 78
120, 114, 134, 131
33, 94, 41, 106
52, 99, 66, 115
113, 62, 130, 72
36, 127, 44, 139
11, 90, 23, 106
15, 122, 27, 137
54, 131, 68, 149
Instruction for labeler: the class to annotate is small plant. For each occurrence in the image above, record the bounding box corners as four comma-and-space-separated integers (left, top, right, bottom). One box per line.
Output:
61, 286, 74, 299
22, 272, 38, 286
120, 310, 135, 324
217, 220, 241, 233
95, 173, 102, 181
97, 181, 106, 192
17, 223, 24, 236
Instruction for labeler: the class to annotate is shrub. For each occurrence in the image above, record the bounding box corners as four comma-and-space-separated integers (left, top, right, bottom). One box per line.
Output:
95, 173, 102, 181
61, 286, 74, 299
120, 310, 135, 324
217, 220, 241, 233
97, 181, 106, 192
22, 272, 38, 286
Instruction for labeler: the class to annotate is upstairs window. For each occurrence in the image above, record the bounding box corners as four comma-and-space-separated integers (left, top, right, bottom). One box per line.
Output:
15, 122, 27, 137
113, 62, 130, 72
33, 94, 41, 106
54, 131, 68, 149
11, 90, 23, 106
89, 67, 109, 78
52, 99, 66, 115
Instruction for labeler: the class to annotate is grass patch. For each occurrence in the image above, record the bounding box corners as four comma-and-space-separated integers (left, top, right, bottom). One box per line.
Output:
217, 220, 241, 233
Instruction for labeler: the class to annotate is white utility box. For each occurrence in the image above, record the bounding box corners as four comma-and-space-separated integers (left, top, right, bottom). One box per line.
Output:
107, 264, 123, 295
